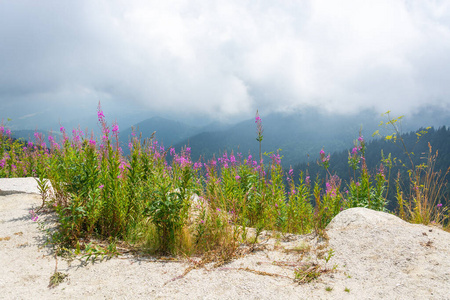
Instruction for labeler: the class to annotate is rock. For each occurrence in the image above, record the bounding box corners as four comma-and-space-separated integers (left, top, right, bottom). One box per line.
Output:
326, 207, 406, 231
0, 177, 43, 194
324, 207, 450, 299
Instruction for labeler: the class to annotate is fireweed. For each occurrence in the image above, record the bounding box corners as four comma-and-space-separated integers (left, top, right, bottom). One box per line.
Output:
346, 134, 388, 211
0, 108, 448, 258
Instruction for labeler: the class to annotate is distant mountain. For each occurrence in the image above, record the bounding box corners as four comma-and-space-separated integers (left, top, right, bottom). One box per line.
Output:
119, 116, 202, 149
172, 107, 450, 167
172, 109, 385, 166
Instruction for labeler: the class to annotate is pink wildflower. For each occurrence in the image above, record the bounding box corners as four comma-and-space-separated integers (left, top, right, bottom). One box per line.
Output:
97, 110, 105, 121
305, 176, 311, 185
29, 210, 38, 222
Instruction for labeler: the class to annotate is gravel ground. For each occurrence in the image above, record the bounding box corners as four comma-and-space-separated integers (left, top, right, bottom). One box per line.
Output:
1, 178, 449, 299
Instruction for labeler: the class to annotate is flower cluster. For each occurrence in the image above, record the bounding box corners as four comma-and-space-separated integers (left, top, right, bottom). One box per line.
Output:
29, 210, 39, 222
319, 148, 330, 170
287, 168, 294, 182
270, 152, 281, 166
255, 111, 263, 143
377, 163, 385, 180
325, 175, 340, 198
305, 175, 311, 185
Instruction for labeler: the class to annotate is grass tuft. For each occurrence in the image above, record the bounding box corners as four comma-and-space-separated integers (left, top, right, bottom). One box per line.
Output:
48, 271, 68, 288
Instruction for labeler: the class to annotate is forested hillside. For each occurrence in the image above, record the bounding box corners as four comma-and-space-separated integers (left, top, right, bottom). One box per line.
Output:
292, 126, 450, 211
173, 109, 383, 167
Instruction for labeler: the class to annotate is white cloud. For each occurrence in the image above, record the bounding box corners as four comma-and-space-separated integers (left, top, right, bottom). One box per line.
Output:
1, 0, 450, 125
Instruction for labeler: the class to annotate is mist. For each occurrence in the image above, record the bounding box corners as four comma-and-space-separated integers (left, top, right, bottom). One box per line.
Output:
1, 1, 450, 132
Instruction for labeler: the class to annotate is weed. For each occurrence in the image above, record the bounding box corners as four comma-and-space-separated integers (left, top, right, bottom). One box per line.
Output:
377, 112, 449, 228
285, 240, 311, 254
48, 245, 69, 289
83, 241, 118, 262
324, 248, 334, 265
48, 271, 67, 288
35, 175, 52, 212
144, 181, 189, 254
294, 262, 321, 283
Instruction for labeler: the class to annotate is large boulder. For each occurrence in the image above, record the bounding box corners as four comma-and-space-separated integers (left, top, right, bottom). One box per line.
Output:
324, 207, 450, 299
326, 207, 406, 231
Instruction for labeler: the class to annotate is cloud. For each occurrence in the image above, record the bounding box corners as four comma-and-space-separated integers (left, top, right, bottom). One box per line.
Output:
1, 0, 450, 126
18, 112, 40, 120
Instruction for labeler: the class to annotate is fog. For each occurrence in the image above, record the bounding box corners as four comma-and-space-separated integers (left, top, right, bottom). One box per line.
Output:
1, 1, 450, 131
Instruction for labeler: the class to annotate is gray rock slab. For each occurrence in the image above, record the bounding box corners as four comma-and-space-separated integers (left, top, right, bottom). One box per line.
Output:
0, 177, 44, 195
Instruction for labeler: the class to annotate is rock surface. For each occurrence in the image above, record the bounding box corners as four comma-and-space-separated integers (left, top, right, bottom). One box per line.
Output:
1, 178, 449, 299
0, 177, 43, 195
326, 207, 450, 299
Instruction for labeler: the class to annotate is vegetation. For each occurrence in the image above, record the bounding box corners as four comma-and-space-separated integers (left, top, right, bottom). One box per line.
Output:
294, 115, 450, 220
0, 107, 449, 281
174, 110, 372, 168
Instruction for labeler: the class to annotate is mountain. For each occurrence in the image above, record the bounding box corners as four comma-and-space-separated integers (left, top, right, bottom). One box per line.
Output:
119, 116, 202, 149
172, 109, 383, 166
170, 107, 450, 167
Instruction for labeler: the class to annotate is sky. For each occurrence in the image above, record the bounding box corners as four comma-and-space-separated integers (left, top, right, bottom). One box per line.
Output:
1, 0, 450, 130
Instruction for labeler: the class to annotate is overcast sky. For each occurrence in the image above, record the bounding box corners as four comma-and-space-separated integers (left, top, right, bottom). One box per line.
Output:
1, 0, 450, 129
